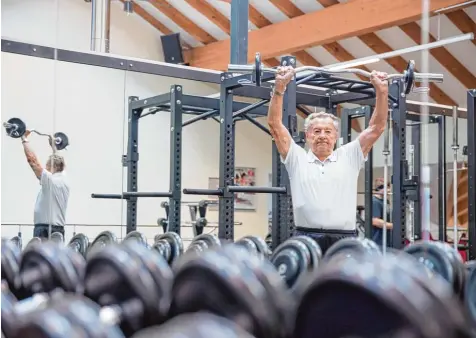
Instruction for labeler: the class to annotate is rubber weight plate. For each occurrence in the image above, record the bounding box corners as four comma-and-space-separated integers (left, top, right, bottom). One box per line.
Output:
131, 313, 258, 338
294, 252, 445, 338
235, 236, 271, 259
26, 237, 41, 248
185, 239, 208, 255
386, 250, 471, 337
465, 261, 476, 326
123, 231, 148, 246
191, 233, 222, 249
270, 238, 311, 289
292, 236, 322, 270
403, 241, 456, 291
84, 243, 173, 336
15, 242, 84, 300
151, 241, 172, 263
68, 233, 89, 258
87, 230, 117, 257
154, 232, 183, 265
49, 294, 125, 338
323, 237, 381, 263
432, 241, 466, 297
220, 245, 293, 338
170, 247, 276, 338
1, 239, 21, 295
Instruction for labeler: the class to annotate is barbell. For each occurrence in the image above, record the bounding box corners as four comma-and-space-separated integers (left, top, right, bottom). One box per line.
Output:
228, 53, 444, 94
3, 117, 70, 151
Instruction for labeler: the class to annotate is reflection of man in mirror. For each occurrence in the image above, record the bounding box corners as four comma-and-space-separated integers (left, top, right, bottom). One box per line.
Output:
21, 130, 70, 239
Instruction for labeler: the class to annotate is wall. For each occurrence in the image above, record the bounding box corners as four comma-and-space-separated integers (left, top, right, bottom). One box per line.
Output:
1, 0, 272, 246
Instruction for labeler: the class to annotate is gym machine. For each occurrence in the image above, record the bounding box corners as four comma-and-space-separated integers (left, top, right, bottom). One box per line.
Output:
91, 85, 269, 235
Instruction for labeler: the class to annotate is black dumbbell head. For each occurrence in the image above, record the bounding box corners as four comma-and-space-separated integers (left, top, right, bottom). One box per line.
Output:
67, 233, 89, 258
4, 118, 26, 138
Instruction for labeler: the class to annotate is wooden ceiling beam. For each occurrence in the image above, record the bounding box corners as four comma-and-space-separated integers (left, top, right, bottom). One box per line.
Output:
149, 0, 216, 44
316, 0, 456, 106
445, 9, 476, 47
184, 0, 470, 70
399, 21, 476, 89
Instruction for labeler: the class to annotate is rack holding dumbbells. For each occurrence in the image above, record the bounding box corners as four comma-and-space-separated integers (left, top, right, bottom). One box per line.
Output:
3, 230, 476, 338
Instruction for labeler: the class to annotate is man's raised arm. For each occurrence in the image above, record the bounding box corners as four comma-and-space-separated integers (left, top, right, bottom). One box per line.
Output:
358, 71, 389, 157
268, 66, 295, 159
21, 131, 44, 179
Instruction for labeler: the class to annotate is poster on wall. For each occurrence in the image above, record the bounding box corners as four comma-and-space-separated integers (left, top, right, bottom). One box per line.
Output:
208, 167, 257, 210
234, 167, 256, 210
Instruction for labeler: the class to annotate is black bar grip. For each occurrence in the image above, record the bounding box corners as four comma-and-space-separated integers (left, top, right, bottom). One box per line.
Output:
122, 192, 173, 198
227, 186, 287, 194
91, 193, 128, 199
183, 188, 223, 196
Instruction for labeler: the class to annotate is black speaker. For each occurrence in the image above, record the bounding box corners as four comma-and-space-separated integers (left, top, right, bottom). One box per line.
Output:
160, 33, 186, 65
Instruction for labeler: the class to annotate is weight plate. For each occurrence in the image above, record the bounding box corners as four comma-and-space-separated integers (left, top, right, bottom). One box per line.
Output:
10, 236, 22, 250
151, 240, 172, 262
1, 283, 19, 338
84, 244, 165, 337
154, 232, 184, 265
1, 240, 21, 296
389, 250, 470, 337
132, 313, 257, 338
292, 236, 322, 270
17, 242, 81, 299
404, 60, 416, 95
121, 242, 173, 331
234, 237, 258, 254
323, 237, 381, 263
4, 117, 26, 138
185, 239, 208, 255
270, 238, 311, 289
53, 132, 69, 151
432, 241, 466, 297
465, 261, 476, 326
221, 245, 293, 338
403, 241, 455, 289
294, 252, 444, 338
14, 308, 91, 338
191, 233, 221, 249
243, 236, 272, 259
68, 233, 89, 258
87, 231, 117, 257
50, 232, 64, 244
170, 247, 275, 338
123, 231, 148, 246
49, 294, 125, 338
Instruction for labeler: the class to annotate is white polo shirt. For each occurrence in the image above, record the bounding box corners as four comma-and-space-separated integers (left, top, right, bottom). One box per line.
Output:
281, 139, 365, 231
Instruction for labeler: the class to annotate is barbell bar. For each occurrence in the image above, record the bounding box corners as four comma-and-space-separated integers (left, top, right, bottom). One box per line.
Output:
3, 117, 69, 151
228, 53, 444, 94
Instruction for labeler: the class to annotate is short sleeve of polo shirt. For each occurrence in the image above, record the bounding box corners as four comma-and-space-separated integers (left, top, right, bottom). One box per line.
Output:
280, 140, 307, 178
341, 139, 367, 170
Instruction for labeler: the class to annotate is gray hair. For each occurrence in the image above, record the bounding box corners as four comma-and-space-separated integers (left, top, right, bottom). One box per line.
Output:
48, 154, 65, 172
304, 111, 340, 133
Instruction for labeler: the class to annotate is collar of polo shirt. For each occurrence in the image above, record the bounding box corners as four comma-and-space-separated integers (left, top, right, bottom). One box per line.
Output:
306, 150, 338, 163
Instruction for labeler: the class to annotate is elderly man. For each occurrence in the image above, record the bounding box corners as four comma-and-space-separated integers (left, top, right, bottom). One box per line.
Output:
268, 66, 389, 254
21, 130, 70, 239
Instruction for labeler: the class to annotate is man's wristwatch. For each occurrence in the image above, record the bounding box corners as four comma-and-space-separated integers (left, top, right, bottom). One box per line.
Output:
271, 87, 285, 97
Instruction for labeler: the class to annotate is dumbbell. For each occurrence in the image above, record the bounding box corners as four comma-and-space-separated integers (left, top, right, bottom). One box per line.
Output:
404, 240, 466, 297
123, 231, 148, 246
293, 249, 471, 338
1, 242, 85, 337
235, 235, 272, 259
86, 230, 118, 257
67, 233, 90, 258
132, 312, 259, 338
1, 240, 21, 294
3, 118, 26, 138
185, 233, 223, 254
152, 232, 183, 265
169, 244, 293, 338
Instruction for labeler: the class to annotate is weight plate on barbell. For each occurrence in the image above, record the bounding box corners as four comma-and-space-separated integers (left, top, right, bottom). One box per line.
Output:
53, 132, 69, 151
270, 238, 311, 289
323, 237, 381, 263
87, 231, 117, 257
170, 247, 277, 338
68, 233, 89, 258
404, 60, 416, 95
123, 231, 148, 246
4, 117, 26, 138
